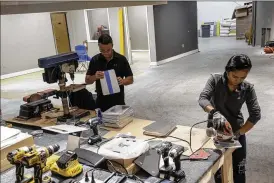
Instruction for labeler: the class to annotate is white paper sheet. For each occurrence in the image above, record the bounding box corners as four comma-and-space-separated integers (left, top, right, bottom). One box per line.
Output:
100, 69, 120, 96
42, 125, 88, 134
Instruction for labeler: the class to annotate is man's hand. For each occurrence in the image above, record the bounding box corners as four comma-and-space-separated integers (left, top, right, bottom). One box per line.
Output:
117, 77, 124, 85
95, 71, 104, 80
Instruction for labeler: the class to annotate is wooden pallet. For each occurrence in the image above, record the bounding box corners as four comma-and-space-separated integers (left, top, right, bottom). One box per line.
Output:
5, 109, 96, 128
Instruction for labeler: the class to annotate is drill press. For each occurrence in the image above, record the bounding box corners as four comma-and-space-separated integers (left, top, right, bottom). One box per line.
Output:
38, 52, 89, 123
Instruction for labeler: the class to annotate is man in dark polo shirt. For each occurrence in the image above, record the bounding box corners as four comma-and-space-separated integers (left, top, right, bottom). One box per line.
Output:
198, 54, 261, 183
85, 34, 133, 111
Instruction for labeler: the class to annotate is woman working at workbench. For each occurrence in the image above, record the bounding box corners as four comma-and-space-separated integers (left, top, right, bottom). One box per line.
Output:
198, 54, 261, 183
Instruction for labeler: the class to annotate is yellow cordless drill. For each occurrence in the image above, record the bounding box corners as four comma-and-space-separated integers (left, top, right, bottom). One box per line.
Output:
21, 144, 60, 183
7, 146, 35, 183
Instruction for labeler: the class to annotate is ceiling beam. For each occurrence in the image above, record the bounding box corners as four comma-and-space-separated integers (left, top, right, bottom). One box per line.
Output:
1, 1, 167, 15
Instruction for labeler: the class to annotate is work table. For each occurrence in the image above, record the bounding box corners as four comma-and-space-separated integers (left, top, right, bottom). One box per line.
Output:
0, 118, 235, 183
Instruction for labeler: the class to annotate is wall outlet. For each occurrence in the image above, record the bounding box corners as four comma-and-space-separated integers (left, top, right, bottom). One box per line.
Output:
182, 44, 185, 48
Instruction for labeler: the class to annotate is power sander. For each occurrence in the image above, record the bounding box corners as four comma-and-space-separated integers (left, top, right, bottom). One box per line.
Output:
206, 111, 236, 147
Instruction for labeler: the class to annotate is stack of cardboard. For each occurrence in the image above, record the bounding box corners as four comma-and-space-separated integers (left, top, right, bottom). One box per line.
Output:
233, 2, 253, 39
1, 126, 34, 172
102, 105, 134, 128
220, 18, 236, 37
229, 20, 237, 36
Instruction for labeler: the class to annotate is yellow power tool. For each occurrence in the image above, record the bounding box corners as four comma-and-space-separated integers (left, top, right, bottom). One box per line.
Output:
50, 150, 83, 178
21, 144, 60, 183
7, 146, 35, 183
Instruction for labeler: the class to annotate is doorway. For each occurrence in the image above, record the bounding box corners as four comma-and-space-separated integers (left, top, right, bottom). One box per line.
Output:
50, 13, 71, 54
125, 6, 150, 72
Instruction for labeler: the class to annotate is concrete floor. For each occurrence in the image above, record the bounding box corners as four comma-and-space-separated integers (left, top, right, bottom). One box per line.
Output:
1, 37, 274, 182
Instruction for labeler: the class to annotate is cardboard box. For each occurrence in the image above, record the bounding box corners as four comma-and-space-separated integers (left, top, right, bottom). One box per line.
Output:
0, 135, 34, 172
111, 157, 135, 167
107, 161, 140, 175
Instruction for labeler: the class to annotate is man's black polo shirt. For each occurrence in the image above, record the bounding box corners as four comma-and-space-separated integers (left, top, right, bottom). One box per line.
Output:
86, 50, 133, 111
198, 73, 261, 132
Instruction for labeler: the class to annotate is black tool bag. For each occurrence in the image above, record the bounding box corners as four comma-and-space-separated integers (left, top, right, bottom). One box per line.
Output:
69, 88, 96, 110
265, 41, 274, 47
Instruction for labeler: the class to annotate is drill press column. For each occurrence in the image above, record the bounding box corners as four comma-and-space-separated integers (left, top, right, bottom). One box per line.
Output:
58, 75, 70, 118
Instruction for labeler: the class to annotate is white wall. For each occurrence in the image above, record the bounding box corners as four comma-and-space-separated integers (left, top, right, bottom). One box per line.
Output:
66, 8, 130, 61
127, 6, 149, 50
1, 13, 56, 75
197, 2, 244, 30
255, 1, 274, 46
66, 10, 87, 51
108, 8, 120, 54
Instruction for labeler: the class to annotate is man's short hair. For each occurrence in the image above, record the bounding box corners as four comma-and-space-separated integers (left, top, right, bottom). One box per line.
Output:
98, 34, 113, 45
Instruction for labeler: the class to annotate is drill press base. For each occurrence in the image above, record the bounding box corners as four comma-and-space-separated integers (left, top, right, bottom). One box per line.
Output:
57, 115, 75, 124
57, 109, 90, 124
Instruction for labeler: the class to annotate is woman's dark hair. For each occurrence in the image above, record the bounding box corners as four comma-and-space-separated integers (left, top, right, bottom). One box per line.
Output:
98, 34, 113, 45
225, 54, 252, 72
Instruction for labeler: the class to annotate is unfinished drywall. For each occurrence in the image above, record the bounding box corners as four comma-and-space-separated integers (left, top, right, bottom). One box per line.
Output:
197, 2, 244, 31
153, 1, 198, 61
66, 10, 87, 51
255, 1, 274, 46
0, 13, 56, 75
127, 6, 149, 50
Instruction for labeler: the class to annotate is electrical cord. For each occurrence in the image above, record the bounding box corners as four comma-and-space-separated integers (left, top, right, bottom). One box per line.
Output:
107, 159, 128, 175
189, 120, 209, 153
85, 167, 112, 183
167, 136, 191, 147
96, 138, 112, 154
144, 137, 158, 141
143, 121, 209, 154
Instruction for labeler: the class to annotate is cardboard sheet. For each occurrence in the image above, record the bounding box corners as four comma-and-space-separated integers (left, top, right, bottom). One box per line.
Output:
1, 134, 34, 172
103, 118, 153, 139
103, 118, 212, 156
143, 121, 177, 137
1, 126, 21, 142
